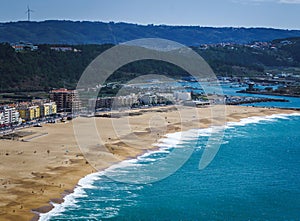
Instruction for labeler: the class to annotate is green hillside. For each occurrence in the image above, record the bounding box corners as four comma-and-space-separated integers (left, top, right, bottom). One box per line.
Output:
1, 37, 300, 92
195, 38, 300, 77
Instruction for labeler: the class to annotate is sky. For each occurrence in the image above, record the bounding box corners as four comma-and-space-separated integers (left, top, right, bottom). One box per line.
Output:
0, 0, 300, 29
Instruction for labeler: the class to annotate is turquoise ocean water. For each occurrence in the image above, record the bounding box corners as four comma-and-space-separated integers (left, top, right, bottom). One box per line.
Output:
40, 85, 300, 221
40, 113, 300, 221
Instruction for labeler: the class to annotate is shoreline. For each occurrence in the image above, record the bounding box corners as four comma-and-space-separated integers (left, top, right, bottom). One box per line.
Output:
0, 105, 298, 221
36, 111, 300, 220
30, 189, 74, 221
37, 113, 300, 221
237, 90, 300, 98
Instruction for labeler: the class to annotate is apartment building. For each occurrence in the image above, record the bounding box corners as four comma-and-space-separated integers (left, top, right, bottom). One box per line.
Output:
18, 105, 41, 121
0, 106, 20, 125
50, 88, 81, 112
40, 102, 57, 117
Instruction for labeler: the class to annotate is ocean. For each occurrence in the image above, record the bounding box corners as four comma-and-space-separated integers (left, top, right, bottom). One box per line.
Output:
39, 112, 300, 221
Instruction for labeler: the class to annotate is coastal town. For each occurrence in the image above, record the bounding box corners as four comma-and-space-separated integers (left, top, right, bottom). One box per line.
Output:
0, 81, 290, 137
1, 1, 300, 220
1, 40, 297, 134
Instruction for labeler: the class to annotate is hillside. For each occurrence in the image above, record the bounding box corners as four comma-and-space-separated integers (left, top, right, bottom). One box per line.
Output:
1, 20, 300, 45
0, 44, 188, 92
1, 37, 300, 92
195, 37, 300, 77
0, 44, 112, 92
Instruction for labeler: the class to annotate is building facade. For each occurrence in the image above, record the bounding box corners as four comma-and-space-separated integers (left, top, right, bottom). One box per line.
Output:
18, 105, 41, 121
0, 106, 20, 125
50, 88, 81, 112
93, 94, 139, 110
0, 112, 4, 125
11, 42, 38, 52
16, 100, 57, 121
40, 102, 57, 117
174, 91, 192, 101
139, 94, 158, 105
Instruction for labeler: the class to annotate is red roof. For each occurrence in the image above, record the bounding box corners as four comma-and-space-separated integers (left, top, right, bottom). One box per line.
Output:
51, 88, 72, 93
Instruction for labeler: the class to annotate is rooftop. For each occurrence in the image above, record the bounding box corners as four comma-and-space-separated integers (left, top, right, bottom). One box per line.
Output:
50, 88, 74, 93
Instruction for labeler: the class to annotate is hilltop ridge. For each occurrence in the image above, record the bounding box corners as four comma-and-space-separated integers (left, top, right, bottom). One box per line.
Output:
1, 20, 300, 45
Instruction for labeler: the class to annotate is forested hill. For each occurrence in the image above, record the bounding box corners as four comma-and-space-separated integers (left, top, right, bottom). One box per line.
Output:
1, 37, 300, 92
1, 20, 300, 45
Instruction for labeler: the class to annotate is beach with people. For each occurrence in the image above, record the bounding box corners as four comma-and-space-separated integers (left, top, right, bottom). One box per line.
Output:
0, 104, 297, 221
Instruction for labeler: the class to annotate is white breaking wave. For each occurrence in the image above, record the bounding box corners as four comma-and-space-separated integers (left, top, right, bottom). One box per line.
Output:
39, 112, 300, 221
226, 113, 297, 128
39, 172, 103, 221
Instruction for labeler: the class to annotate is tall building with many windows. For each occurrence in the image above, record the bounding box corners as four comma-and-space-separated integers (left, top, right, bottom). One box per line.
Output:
50, 88, 81, 112
0, 106, 20, 125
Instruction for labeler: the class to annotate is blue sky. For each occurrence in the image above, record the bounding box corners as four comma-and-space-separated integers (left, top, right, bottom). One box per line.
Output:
1, 0, 300, 29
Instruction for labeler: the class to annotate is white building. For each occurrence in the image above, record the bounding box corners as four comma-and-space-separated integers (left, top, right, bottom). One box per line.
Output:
140, 94, 157, 105
173, 91, 191, 101
11, 42, 38, 52
156, 93, 175, 104
119, 94, 139, 107
0, 106, 20, 125
0, 112, 4, 125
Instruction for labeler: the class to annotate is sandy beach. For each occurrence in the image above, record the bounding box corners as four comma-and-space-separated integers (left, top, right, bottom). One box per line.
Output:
0, 105, 297, 221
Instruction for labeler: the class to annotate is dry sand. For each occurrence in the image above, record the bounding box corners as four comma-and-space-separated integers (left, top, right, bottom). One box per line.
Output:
0, 105, 297, 221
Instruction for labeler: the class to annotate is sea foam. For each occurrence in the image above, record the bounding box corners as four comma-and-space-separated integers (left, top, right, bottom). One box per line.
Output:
38, 112, 300, 221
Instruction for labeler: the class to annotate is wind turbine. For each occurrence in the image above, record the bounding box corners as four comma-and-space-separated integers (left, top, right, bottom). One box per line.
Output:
26, 5, 34, 21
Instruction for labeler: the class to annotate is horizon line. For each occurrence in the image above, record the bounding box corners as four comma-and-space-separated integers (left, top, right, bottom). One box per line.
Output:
0, 19, 299, 31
